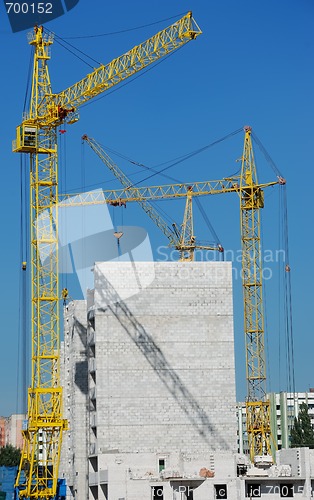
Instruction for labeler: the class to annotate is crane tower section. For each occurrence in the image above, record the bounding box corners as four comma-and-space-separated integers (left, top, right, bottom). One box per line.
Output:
240, 126, 272, 460
14, 26, 66, 500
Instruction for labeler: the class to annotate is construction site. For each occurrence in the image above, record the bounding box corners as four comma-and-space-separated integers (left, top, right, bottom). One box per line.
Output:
3, 2, 314, 500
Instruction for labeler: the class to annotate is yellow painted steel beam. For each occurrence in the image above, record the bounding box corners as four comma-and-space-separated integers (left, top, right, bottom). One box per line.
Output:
59, 178, 278, 205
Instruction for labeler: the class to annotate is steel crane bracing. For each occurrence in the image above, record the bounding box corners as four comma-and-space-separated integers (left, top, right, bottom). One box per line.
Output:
81, 135, 223, 261
63, 128, 285, 461
13, 12, 202, 499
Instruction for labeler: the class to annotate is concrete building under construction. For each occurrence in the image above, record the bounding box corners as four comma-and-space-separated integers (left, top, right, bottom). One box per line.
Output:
60, 260, 314, 500
61, 260, 238, 499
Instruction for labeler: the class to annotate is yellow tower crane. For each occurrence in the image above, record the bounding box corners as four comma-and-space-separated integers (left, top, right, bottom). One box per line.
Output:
13, 13, 202, 499
81, 134, 224, 260
74, 127, 286, 461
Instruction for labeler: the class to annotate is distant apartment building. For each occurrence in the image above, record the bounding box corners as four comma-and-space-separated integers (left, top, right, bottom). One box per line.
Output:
0, 417, 6, 447
0, 415, 25, 449
237, 390, 314, 454
6, 414, 24, 449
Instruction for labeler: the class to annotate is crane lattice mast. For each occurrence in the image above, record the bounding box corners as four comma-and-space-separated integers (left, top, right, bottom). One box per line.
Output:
240, 126, 275, 460
13, 13, 202, 499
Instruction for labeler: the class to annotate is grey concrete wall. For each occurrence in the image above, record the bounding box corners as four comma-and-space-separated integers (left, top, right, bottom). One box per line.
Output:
61, 300, 89, 499
91, 261, 237, 457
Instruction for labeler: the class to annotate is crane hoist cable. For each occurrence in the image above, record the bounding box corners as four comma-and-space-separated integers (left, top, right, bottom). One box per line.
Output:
63, 12, 188, 39
82, 137, 224, 248
130, 128, 243, 187
277, 188, 284, 391
49, 14, 189, 66
253, 131, 295, 398
90, 129, 244, 188
282, 185, 295, 396
59, 125, 69, 287
252, 131, 284, 179
194, 197, 222, 251
44, 27, 101, 67
80, 126, 265, 255
259, 211, 272, 393
17, 155, 28, 415
23, 48, 34, 115
94, 140, 239, 186
95, 130, 245, 246
278, 185, 294, 396
253, 132, 295, 386
94, 142, 182, 184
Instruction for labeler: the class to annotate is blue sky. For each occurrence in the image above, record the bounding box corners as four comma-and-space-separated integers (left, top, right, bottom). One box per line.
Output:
0, 0, 313, 416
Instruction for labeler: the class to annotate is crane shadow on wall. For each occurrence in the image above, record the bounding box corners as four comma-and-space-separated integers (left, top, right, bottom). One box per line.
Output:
71, 317, 88, 396
97, 274, 230, 451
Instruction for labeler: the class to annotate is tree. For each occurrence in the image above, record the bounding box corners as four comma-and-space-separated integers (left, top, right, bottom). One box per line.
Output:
290, 402, 314, 448
0, 445, 21, 467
